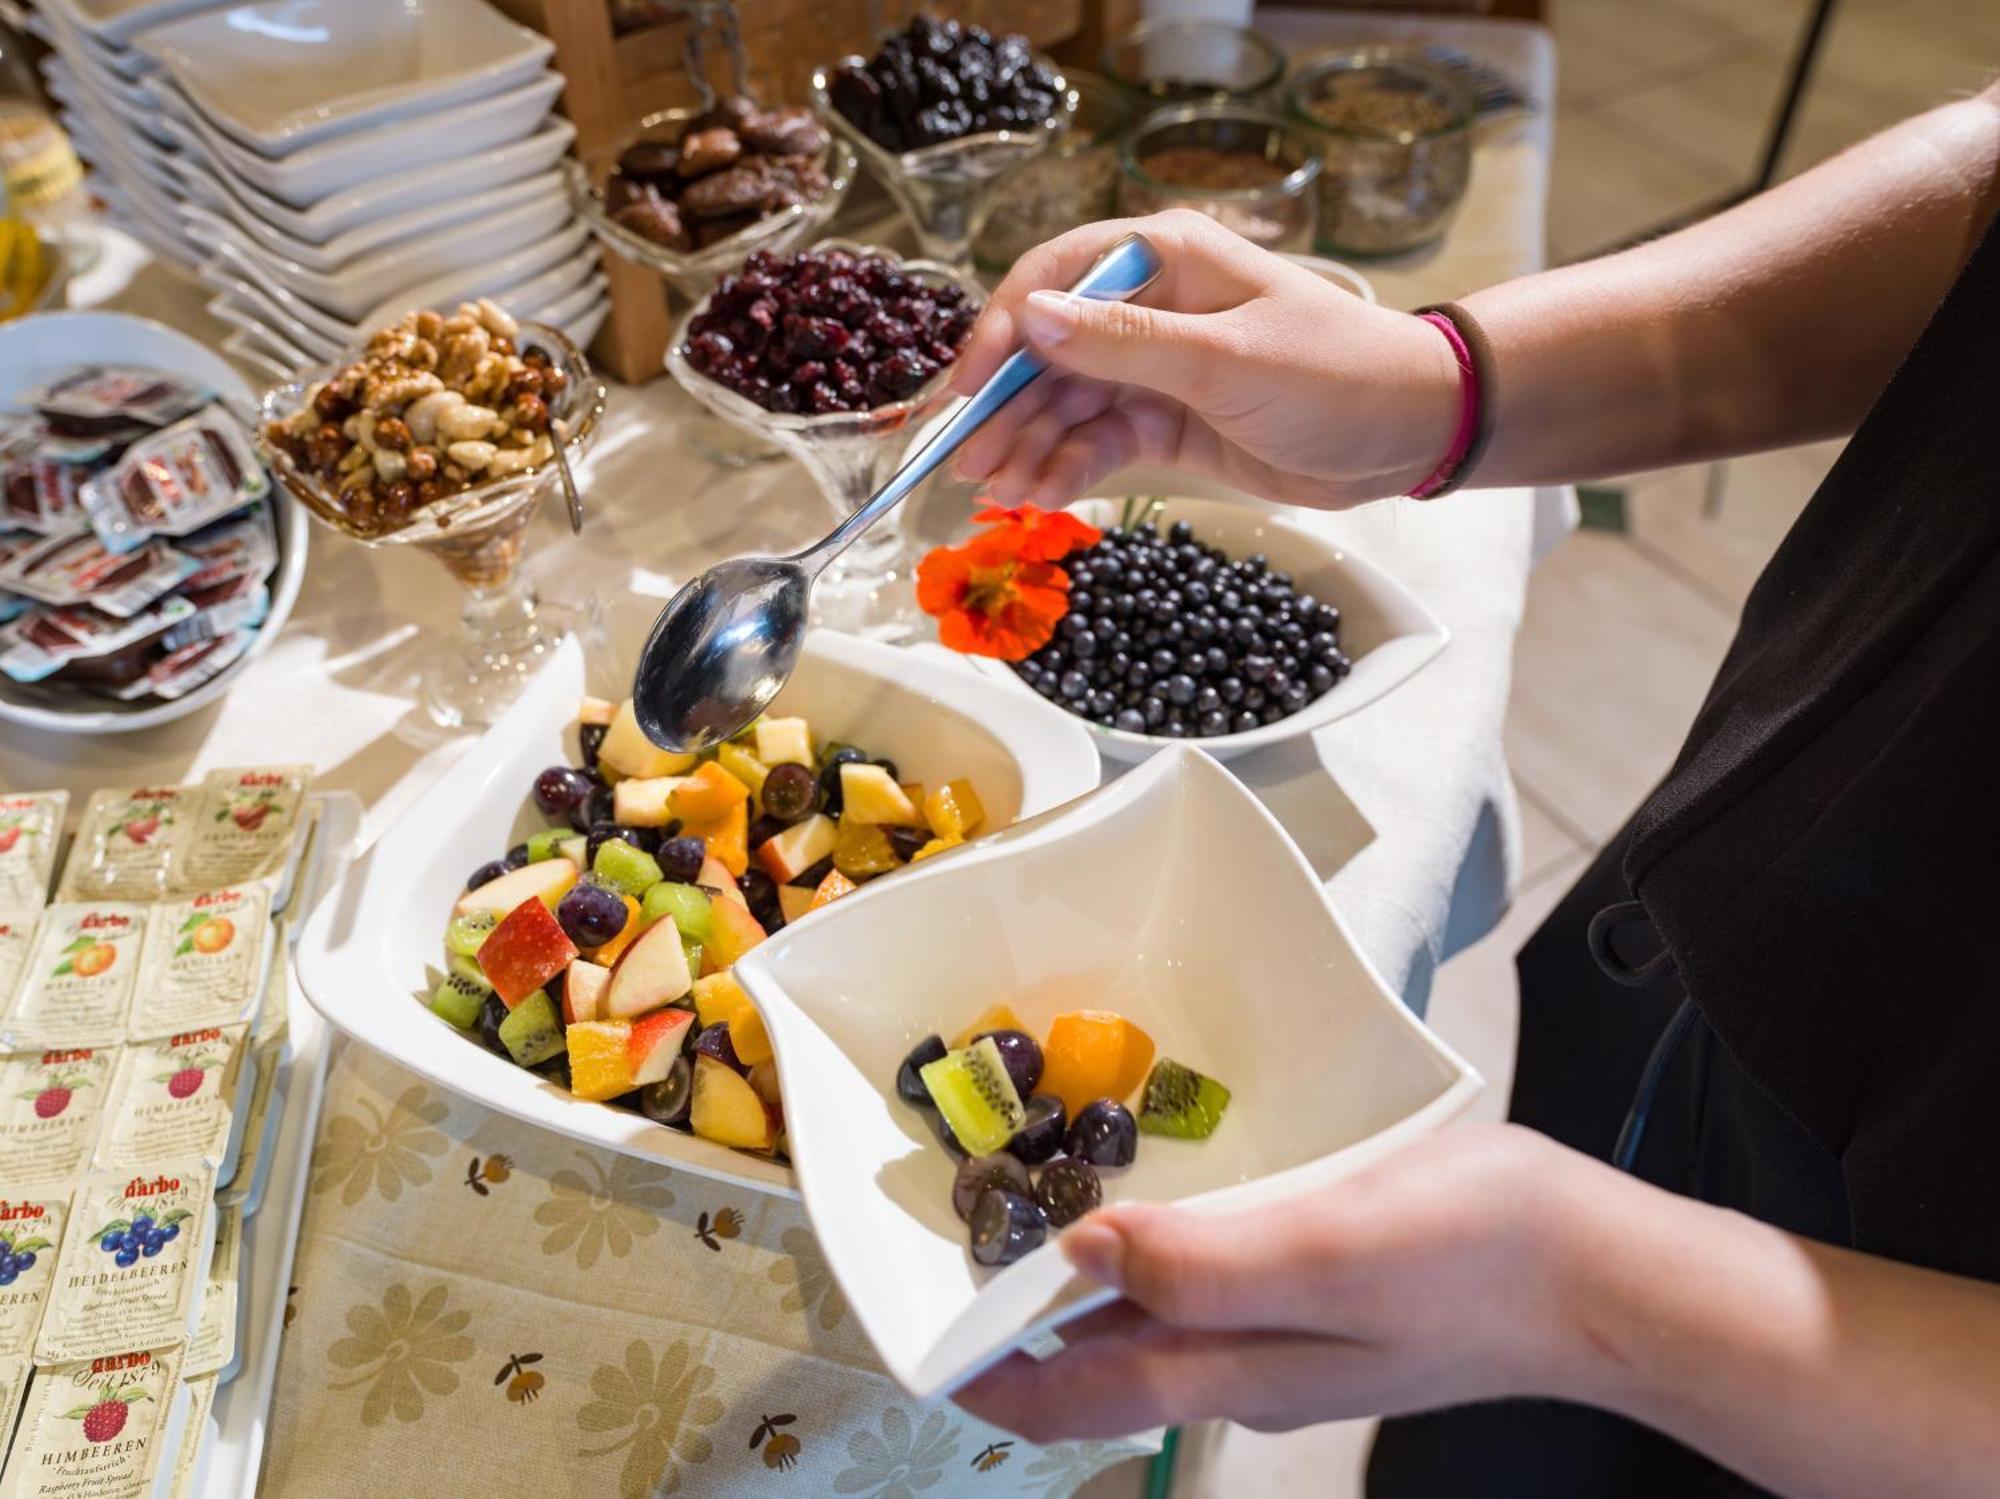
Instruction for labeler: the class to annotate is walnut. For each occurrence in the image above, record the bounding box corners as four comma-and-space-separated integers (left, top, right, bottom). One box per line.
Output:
362, 368, 443, 410
438, 325, 491, 385
414, 309, 444, 341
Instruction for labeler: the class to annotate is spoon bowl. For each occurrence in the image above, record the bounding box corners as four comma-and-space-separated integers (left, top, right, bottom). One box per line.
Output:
634, 555, 812, 752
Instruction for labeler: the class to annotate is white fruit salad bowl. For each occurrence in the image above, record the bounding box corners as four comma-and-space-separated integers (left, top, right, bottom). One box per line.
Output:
295, 630, 1100, 1197
732, 743, 1482, 1399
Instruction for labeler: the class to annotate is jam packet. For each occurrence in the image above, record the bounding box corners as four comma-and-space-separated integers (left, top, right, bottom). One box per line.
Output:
26, 365, 209, 437
180, 1201, 239, 1381
57, 786, 190, 904
0, 917, 33, 996
0, 1355, 24, 1470
0, 533, 199, 617
162, 1370, 215, 1499
92, 1028, 248, 1172
250, 914, 291, 1052
0, 1049, 117, 1182
108, 628, 255, 705
169, 767, 312, 894
0, 791, 64, 920
35, 1165, 211, 1364
1, 458, 86, 535
0, 1345, 182, 1499
129, 889, 269, 1039
2, 903, 147, 1049
216, 1039, 280, 1207
0, 597, 196, 685
0, 1190, 65, 1357
79, 408, 268, 555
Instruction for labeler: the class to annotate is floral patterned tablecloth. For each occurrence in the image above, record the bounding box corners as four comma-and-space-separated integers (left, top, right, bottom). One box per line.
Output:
260, 1041, 1148, 1498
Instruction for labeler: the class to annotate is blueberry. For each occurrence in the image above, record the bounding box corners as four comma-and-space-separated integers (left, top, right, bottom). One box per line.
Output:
101, 1233, 121, 1253
15, 1250, 33, 1270
132, 1215, 154, 1234
161, 1224, 178, 1243
1113, 708, 1146, 733
119, 1232, 140, 1252
1165, 674, 1197, 706
1059, 671, 1088, 701
1067, 1099, 1138, 1167
0, 1270, 14, 1286
142, 1234, 165, 1257
1198, 710, 1230, 736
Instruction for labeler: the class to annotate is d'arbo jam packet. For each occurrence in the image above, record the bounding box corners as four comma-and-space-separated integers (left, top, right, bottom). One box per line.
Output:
129, 887, 269, 1038
35, 1165, 210, 1364
0, 790, 65, 919
92, 1027, 248, 1170
217, 1039, 279, 1206
0, 1345, 182, 1499
182, 1199, 239, 1380
0, 1354, 25, 1473
0, 918, 32, 1002
163, 1371, 215, 1499
57, 785, 190, 903
0, 1049, 117, 1182
1, 903, 147, 1049
0, 1190, 64, 1357
169, 766, 311, 893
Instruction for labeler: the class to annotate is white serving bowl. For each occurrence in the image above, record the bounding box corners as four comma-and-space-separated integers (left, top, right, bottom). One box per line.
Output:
220, 324, 314, 383
734, 743, 1481, 1399
133, 0, 555, 156
204, 282, 343, 364
295, 630, 1102, 1198
959, 495, 1447, 762
351, 227, 594, 332
0, 311, 309, 734
47, 0, 217, 45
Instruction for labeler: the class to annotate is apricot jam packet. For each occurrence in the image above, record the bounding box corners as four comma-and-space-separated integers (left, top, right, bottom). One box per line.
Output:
56, 785, 190, 903
181, 1200, 239, 1380
129, 888, 269, 1039
168, 766, 311, 894
35, 1165, 210, 1364
0, 1345, 181, 1499
1, 904, 146, 1049
0, 1049, 116, 1182
0, 791, 65, 920
92, 1028, 247, 1172
0, 1190, 64, 1357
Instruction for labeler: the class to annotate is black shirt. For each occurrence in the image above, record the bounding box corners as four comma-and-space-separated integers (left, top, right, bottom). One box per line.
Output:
1369, 211, 2000, 1496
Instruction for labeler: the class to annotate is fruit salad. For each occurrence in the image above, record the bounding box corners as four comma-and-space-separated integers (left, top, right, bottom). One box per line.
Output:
896, 1006, 1231, 1266
430, 694, 995, 1158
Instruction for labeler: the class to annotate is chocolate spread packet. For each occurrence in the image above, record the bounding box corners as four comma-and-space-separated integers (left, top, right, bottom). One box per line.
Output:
78, 408, 267, 555
0, 1344, 182, 1499
0, 792, 64, 921
0, 597, 194, 685
1, 459, 86, 536
25, 365, 209, 434
0, 1049, 116, 1183
159, 575, 266, 654
34, 1165, 211, 1363
107, 629, 254, 704
2, 904, 147, 1049
180, 1200, 239, 1381
175, 502, 275, 595
129, 889, 268, 1040
0, 533, 198, 617
0, 1189, 65, 1358
92, 1028, 247, 1171
169, 768, 311, 894
57, 787, 190, 904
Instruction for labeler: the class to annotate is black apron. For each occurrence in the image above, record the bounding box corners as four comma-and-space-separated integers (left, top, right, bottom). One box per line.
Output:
1369, 211, 2000, 1497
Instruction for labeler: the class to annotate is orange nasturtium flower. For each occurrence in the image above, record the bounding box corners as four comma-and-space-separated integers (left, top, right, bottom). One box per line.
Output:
916, 526, 1072, 660
970, 502, 1103, 562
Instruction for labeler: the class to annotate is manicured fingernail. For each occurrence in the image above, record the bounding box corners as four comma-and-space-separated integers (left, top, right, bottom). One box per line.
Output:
1062, 1221, 1123, 1289
1020, 290, 1076, 348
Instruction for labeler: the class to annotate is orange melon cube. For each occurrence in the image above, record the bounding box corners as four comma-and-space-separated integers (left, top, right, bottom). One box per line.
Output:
670, 761, 751, 823
566, 1020, 635, 1101
583, 894, 644, 967
1037, 1010, 1156, 1115
949, 1003, 1026, 1050
684, 799, 749, 877
809, 868, 857, 909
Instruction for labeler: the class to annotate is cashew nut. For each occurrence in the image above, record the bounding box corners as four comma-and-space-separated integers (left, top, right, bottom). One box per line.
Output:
371, 448, 409, 484
475, 297, 519, 340
404, 389, 464, 445
445, 439, 498, 473
437, 402, 498, 442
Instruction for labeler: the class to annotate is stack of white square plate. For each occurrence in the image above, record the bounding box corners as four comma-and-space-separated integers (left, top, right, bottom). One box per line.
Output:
32, 0, 607, 380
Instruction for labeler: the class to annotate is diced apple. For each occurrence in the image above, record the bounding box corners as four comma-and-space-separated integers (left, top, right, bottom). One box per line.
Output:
690, 1054, 777, 1149
455, 858, 577, 917
614, 776, 691, 828
777, 885, 816, 925
603, 918, 693, 1019
628, 1007, 695, 1087
692, 971, 772, 1067
564, 959, 610, 1024
755, 814, 837, 883
566, 1021, 634, 1101
697, 854, 746, 908
577, 695, 616, 727
747, 1060, 783, 1110
839, 763, 926, 826
670, 761, 751, 823
687, 801, 749, 877
809, 868, 857, 909
476, 897, 579, 1008
557, 835, 587, 868
703, 895, 767, 970
754, 717, 813, 767
600, 698, 698, 780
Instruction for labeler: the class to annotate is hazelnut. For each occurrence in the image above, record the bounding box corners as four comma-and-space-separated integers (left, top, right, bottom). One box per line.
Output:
404, 447, 438, 483
509, 393, 549, 432
382, 479, 416, 515
374, 415, 412, 451
312, 383, 353, 421
415, 478, 444, 505
539, 365, 569, 395
307, 423, 345, 471
506, 367, 546, 401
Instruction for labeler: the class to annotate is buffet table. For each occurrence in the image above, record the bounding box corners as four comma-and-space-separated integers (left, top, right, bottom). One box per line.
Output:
0, 14, 1558, 1496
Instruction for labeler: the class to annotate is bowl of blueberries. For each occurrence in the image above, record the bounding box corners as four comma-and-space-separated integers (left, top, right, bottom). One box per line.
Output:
967, 495, 1448, 762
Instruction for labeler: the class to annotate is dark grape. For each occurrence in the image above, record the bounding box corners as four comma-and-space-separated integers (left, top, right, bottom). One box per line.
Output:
973, 1029, 1042, 1098
558, 882, 630, 948
578, 722, 608, 768
638, 1055, 694, 1125
969, 1187, 1047, 1267
953, 1154, 1031, 1222
1066, 1099, 1138, 1168
896, 1034, 947, 1106
465, 858, 510, 892
533, 765, 593, 818
656, 835, 707, 884
1035, 1158, 1102, 1227
761, 762, 818, 823
1006, 1093, 1066, 1166
739, 866, 781, 927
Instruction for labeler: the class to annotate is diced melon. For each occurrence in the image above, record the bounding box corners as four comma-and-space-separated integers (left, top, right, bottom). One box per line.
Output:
601, 698, 698, 780
614, 775, 691, 828
950, 1003, 1026, 1049
755, 813, 837, 883
809, 868, 857, 909
924, 779, 987, 840
1038, 1010, 1156, 1115
670, 761, 751, 824
912, 835, 963, 861
577, 695, 616, 727
778, 885, 816, 924
754, 716, 813, 768
839, 763, 926, 826
566, 1021, 634, 1101
686, 800, 748, 877
691, 971, 772, 1067
454, 858, 577, 917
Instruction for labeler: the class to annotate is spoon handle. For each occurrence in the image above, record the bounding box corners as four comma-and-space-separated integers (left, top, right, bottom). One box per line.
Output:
802, 231, 1164, 572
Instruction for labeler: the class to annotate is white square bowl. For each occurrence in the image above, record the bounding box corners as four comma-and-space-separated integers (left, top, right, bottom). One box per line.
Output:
295, 630, 1102, 1198
133, 0, 555, 155
732, 743, 1481, 1399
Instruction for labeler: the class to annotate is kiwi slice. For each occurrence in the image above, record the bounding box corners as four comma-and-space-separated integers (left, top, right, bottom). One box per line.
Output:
429, 972, 489, 1031
920, 1037, 1026, 1156
498, 990, 567, 1068
445, 909, 498, 959
1138, 1058, 1232, 1140
525, 828, 568, 863
448, 953, 494, 991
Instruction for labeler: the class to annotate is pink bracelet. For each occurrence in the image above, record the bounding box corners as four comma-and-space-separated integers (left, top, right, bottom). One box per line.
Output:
1406, 311, 1481, 499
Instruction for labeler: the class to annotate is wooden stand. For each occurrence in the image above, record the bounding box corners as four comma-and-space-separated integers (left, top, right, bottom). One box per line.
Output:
494, 0, 1139, 382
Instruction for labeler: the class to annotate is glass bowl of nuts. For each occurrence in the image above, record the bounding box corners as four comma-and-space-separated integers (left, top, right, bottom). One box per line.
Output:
1117, 103, 1322, 254
255, 299, 608, 729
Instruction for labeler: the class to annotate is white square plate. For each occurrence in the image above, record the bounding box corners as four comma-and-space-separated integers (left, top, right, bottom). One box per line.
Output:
295, 631, 1102, 1198
733, 744, 1481, 1398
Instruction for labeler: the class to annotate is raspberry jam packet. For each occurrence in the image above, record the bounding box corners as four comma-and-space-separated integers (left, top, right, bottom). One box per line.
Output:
169, 766, 312, 893
57, 786, 191, 904
0, 1190, 65, 1357
0, 1345, 182, 1499
0, 918, 33, 998
129, 888, 269, 1039
2, 903, 148, 1049
35, 1165, 211, 1364
181, 1200, 239, 1380
0, 791, 66, 920
0, 532, 199, 616
92, 1027, 248, 1171
79, 408, 268, 555
0, 1049, 117, 1183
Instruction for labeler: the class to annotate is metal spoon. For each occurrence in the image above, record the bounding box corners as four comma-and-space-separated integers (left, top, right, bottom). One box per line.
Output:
631, 231, 1164, 753
549, 415, 583, 534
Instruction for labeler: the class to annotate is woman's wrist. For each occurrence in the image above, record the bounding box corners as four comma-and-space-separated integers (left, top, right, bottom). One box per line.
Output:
1354, 307, 1467, 498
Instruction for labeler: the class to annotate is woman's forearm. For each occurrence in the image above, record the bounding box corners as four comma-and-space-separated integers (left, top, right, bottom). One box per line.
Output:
1460, 82, 2000, 486
1555, 1164, 2000, 1498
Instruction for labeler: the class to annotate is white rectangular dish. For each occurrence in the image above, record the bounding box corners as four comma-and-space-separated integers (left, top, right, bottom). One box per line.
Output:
296, 631, 1102, 1199
134, 0, 555, 155
44, 0, 218, 45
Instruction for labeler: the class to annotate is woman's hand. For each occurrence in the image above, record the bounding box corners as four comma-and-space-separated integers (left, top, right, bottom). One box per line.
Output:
949, 210, 1462, 510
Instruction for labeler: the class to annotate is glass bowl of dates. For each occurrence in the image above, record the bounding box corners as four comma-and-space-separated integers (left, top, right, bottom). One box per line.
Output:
566, 96, 856, 288
666, 240, 980, 636
962, 495, 1448, 762
1102, 16, 1286, 105
256, 301, 607, 728
814, 14, 1073, 266
729, 743, 1481, 1398
1117, 102, 1322, 254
